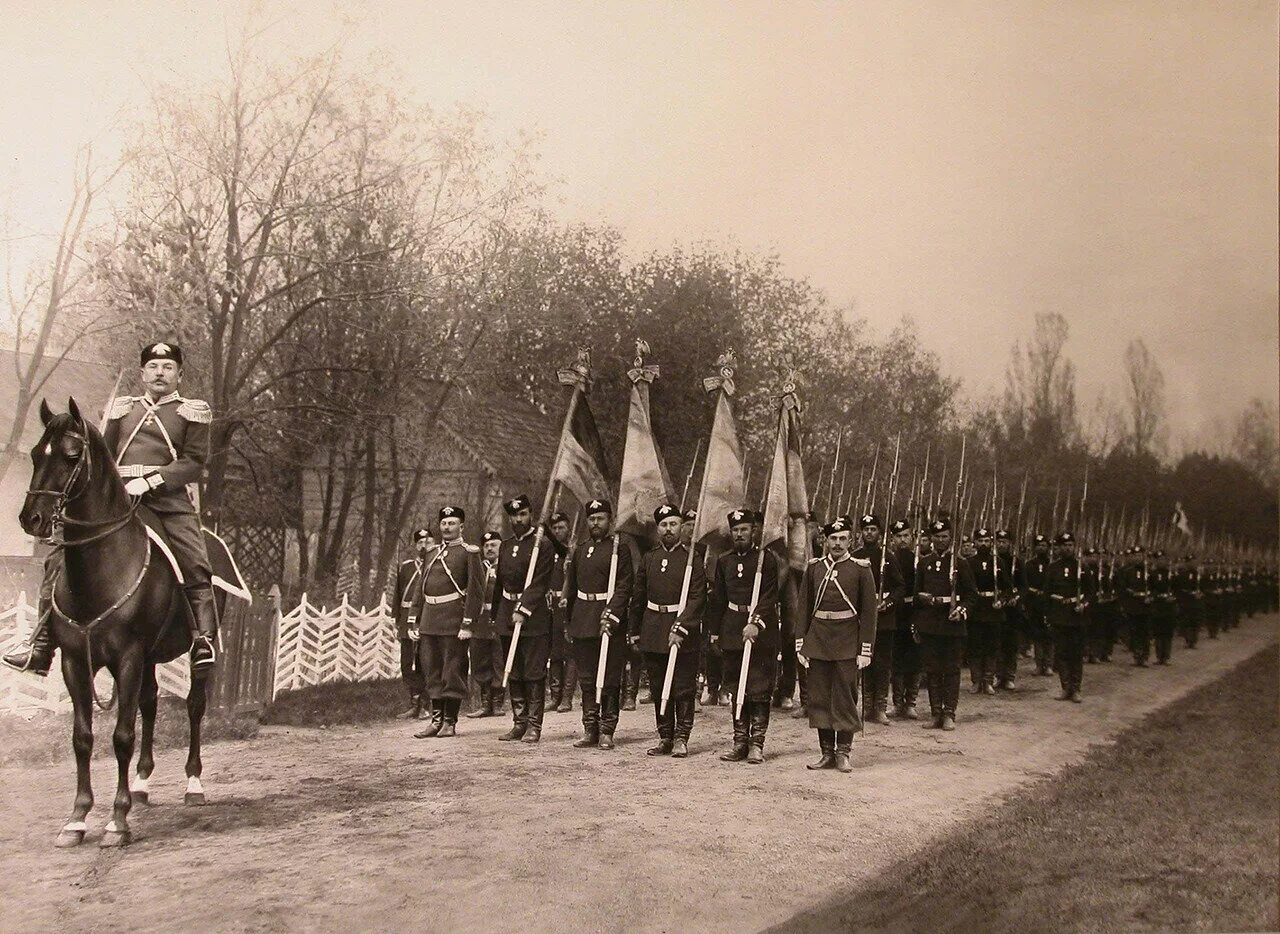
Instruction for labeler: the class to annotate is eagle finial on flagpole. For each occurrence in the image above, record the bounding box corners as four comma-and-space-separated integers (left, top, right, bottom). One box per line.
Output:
703, 349, 738, 396
628, 339, 659, 384
557, 346, 593, 389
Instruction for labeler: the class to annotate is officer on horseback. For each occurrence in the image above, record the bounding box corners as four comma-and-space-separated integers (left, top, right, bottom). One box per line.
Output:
3, 341, 219, 675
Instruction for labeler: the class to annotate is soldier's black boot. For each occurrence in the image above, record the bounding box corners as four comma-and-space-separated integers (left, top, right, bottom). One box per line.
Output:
186, 584, 219, 674
791, 665, 809, 718
834, 730, 854, 772
414, 700, 444, 738
807, 728, 836, 770
465, 684, 492, 718
746, 702, 770, 764
598, 688, 620, 750
398, 693, 423, 720
941, 672, 960, 731
2, 609, 53, 676
498, 683, 528, 741
720, 712, 750, 761
557, 659, 577, 712
493, 685, 508, 714
547, 661, 564, 712
923, 673, 943, 728
437, 699, 459, 737
647, 698, 674, 756
671, 698, 694, 758
574, 694, 600, 748
623, 665, 640, 711
903, 672, 921, 719
522, 680, 545, 743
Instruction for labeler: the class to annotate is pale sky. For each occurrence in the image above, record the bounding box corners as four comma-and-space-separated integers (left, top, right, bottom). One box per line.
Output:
2, 0, 1276, 449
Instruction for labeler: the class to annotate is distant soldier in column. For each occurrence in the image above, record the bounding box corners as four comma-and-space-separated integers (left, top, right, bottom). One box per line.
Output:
797, 517, 879, 772
966, 527, 1008, 695
689, 508, 726, 707
414, 506, 484, 738
993, 529, 1021, 689
1174, 553, 1203, 650
1044, 532, 1089, 701
492, 495, 556, 743
852, 513, 904, 725
911, 519, 976, 731
465, 531, 506, 718
889, 519, 922, 719
564, 499, 634, 750
709, 509, 782, 763
392, 529, 429, 719
546, 512, 574, 713
1022, 534, 1054, 675
1090, 547, 1120, 662
1120, 546, 1154, 666
1150, 550, 1178, 665
629, 504, 705, 757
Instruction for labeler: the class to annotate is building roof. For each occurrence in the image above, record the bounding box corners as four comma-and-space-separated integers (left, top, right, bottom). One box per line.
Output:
0, 350, 118, 446
439, 386, 558, 495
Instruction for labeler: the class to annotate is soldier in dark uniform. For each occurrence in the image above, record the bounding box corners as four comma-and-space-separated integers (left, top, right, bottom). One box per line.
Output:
1119, 546, 1154, 666
1090, 547, 1120, 662
709, 509, 782, 763
1174, 553, 1203, 649
1022, 534, 1053, 676
628, 504, 705, 758
966, 527, 1010, 695
1150, 550, 1178, 665
690, 508, 728, 708
391, 529, 429, 719
465, 531, 506, 718
889, 519, 922, 719
852, 513, 904, 725
911, 519, 976, 731
491, 495, 556, 743
796, 517, 879, 772
994, 529, 1021, 689
5, 342, 221, 677
1044, 532, 1089, 701
414, 506, 484, 738
546, 512, 574, 712
1202, 560, 1222, 639
563, 499, 633, 750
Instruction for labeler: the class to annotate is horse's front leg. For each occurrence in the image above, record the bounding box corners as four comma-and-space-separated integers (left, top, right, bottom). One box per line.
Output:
101, 651, 143, 848
132, 663, 159, 805
184, 671, 209, 805
56, 651, 94, 848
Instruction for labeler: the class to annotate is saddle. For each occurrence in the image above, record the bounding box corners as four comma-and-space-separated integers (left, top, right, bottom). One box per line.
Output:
135, 506, 253, 605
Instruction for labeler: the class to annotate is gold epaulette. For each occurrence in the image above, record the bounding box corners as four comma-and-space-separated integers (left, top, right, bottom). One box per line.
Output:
176, 398, 212, 424
852, 557, 872, 567
462, 542, 480, 553
108, 396, 135, 420
807, 556, 824, 565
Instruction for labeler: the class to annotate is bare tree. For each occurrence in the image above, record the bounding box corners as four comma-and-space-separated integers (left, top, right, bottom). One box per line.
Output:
1122, 338, 1167, 457
1001, 312, 1078, 458
1230, 397, 1278, 489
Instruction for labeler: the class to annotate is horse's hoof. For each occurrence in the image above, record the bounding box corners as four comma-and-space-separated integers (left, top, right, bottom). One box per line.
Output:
132, 790, 149, 806
99, 829, 132, 848
54, 830, 85, 848
184, 792, 205, 806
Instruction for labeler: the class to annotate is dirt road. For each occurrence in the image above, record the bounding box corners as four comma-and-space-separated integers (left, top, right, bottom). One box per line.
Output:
1, 618, 1274, 934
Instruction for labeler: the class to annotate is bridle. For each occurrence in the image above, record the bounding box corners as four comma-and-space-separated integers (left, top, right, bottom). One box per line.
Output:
25, 426, 140, 548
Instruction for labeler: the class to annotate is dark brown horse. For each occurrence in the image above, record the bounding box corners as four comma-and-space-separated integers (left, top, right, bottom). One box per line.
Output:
21, 398, 211, 848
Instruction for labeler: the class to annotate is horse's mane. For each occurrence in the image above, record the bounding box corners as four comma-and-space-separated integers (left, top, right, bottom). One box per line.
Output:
39, 409, 121, 490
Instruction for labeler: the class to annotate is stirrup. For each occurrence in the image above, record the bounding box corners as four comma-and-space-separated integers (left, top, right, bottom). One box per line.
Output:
2, 643, 51, 677
190, 635, 217, 670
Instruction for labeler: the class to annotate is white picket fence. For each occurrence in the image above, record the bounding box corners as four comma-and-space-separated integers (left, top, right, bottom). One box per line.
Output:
0, 590, 399, 718
271, 593, 399, 699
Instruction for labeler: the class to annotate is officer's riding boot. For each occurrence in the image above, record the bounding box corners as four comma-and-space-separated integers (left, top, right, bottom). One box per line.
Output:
574, 694, 601, 748
522, 680, 545, 743
623, 664, 640, 711
414, 700, 444, 738
834, 730, 854, 773
598, 688, 620, 750
557, 659, 577, 712
720, 711, 750, 761
807, 728, 836, 770
2, 607, 54, 677
671, 698, 694, 758
746, 701, 770, 764
498, 683, 528, 741
466, 684, 492, 718
186, 584, 219, 673
647, 698, 674, 756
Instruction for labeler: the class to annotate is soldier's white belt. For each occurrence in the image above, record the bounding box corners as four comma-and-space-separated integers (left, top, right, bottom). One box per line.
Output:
117, 464, 165, 478
576, 590, 608, 601
813, 609, 856, 621
647, 601, 679, 613
932, 596, 955, 605
727, 601, 750, 613
977, 591, 996, 598
422, 592, 462, 605
502, 589, 522, 602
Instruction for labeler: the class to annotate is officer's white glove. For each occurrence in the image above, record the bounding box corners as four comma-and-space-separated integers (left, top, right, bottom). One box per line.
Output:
742, 621, 760, 643
124, 477, 151, 497
457, 626, 472, 641
855, 654, 871, 670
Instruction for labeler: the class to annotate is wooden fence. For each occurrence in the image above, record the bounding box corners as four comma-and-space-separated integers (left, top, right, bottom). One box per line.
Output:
0, 590, 396, 718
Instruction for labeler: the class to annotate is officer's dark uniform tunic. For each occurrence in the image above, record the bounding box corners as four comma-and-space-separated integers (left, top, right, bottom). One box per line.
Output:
392, 556, 426, 704
563, 533, 634, 740
852, 541, 904, 719
912, 547, 977, 724
708, 545, 781, 703
418, 538, 484, 709
796, 553, 879, 732
628, 540, 705, 750
492, 527, 556, 738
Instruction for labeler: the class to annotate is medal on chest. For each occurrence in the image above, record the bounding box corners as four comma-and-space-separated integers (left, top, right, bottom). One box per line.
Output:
587, 545, 595, 559
1063, 568, 1070, 578
512, 544, 519, 558
660, 557, 669, 573
982, 561, 989, 572
736, 562, 744, 579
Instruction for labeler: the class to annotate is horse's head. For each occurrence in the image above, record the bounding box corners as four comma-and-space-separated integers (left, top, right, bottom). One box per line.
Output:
21, 397, 113, 539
